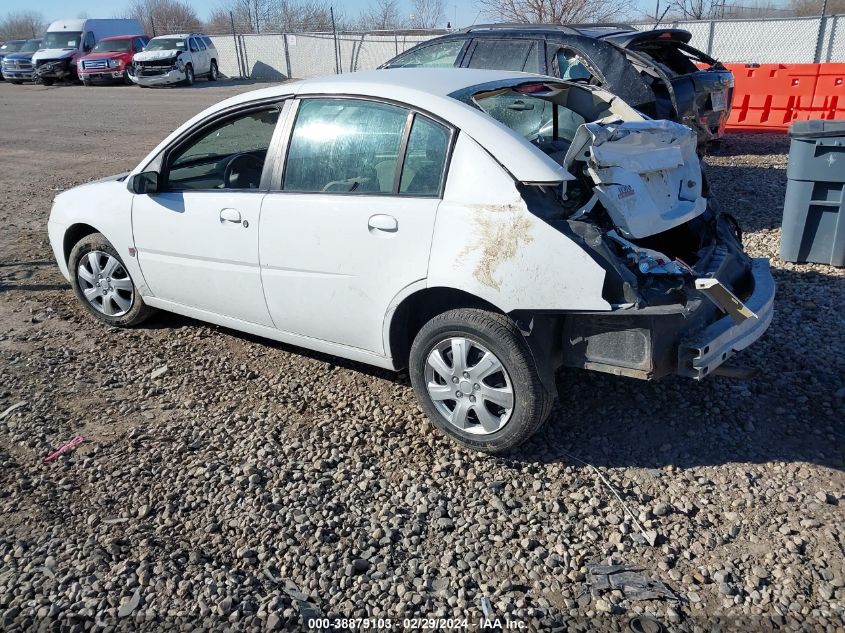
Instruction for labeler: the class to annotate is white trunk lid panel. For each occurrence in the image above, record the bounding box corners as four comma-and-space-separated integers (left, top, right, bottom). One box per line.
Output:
565, 119, 706, 239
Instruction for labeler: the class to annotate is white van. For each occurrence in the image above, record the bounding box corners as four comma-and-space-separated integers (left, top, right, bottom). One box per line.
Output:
32, 19, 144, 85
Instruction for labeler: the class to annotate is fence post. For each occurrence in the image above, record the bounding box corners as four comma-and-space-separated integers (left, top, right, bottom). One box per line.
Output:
814, 16, 828, 63
331, 7, 340, 74
706, 20, 715, 57
283, 34, 292, 79
230, 12, 242, 79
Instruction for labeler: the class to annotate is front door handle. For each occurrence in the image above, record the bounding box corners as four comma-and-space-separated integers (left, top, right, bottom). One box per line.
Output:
368, 214, 398, 233
220, 208, 242, 223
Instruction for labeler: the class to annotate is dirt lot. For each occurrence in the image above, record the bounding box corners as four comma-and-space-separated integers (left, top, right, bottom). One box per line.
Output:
0, 81, 843, 632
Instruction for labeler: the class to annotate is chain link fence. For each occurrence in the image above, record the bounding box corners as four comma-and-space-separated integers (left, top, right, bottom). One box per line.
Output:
208, 30, 438, 80
206, 16, 844, 81
631, 15, 844, 63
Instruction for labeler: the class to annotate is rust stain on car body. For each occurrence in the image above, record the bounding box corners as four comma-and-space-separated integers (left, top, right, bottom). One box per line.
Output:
458, 203, 534, 291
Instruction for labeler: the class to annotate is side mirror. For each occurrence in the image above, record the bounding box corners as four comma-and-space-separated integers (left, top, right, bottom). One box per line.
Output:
129, 171, 159, 194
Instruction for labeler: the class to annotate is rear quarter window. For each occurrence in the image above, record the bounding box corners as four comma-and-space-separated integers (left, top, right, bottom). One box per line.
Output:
387, 39, 465, 68
466, 39, 538, 72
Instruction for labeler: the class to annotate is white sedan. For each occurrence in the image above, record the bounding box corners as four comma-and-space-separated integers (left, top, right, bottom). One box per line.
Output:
47, 68, 774, 452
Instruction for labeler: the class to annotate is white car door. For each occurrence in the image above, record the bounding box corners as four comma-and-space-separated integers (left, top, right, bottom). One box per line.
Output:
259, 97, 452, 354
189, 37, 206, 74
132, 105, 283, 326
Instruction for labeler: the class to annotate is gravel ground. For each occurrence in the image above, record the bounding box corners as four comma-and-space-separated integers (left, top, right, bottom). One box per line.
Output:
0, 82, 843, 632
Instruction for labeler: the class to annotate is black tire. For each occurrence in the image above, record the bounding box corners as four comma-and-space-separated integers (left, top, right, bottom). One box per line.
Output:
81, 77, 91, 87
68, 232, 154, 328
208, 60, 218, 81
183, 64, 194, 86
40, 78, 54, 86
123, 70, 133, 85
409, 308, 553, 453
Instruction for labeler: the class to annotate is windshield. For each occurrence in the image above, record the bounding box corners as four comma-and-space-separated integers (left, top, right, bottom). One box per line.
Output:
1, 40, 25, 53
473, 88, 586, 146
21, 39, 42, 53
42, 31, 82, 49
145, 37, 186, 52
92, 39, 131, 53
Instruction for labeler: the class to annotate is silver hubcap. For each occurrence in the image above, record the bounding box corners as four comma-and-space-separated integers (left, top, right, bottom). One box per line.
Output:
77, 251, 134, 317
424, 337, 514, 436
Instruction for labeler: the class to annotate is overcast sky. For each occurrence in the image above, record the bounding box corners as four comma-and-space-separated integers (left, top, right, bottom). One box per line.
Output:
6, 0, 667, 29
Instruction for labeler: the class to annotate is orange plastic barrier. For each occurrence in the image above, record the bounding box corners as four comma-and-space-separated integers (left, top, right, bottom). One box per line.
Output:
722, 63, 844, 133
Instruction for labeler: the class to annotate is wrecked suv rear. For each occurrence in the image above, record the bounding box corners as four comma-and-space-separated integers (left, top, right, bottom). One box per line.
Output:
452, 79, 773, 383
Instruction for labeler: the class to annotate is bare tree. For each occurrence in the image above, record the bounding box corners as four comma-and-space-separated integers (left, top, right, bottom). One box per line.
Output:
0, 10, 46, 40
790, 0, 845, 14
127, 0, 202, 35
411, 0, 446, 28
209, 0, 338, 33
475, 0, 628, 24
666, 0, 722, 19
359, 0, 406, 30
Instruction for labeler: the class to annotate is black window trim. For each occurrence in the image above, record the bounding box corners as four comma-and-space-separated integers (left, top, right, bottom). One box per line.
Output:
272, 94, 457, 200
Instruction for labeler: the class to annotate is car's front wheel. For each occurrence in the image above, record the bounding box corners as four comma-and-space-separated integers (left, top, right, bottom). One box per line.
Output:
69, 232, 154, 327
409, 308, 553, 453
183, 63, 194, 86
208, 60, 218, 81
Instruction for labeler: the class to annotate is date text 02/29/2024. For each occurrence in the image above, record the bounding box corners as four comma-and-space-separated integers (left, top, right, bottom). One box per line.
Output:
307, 617, 527, 630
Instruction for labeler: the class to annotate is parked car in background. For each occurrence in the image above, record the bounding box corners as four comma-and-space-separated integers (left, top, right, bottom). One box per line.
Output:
382, 24, 734, 147
0, 39, 27, 78
47, 69, 773, 453
79, 35, 149, 85
1, 38, 43, 83
32, 18, 143, 85
129, 33, 218, 87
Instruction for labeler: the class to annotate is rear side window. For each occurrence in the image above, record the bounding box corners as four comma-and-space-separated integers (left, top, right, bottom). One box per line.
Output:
387, 39, 464, 68
203, 37, 214, 48
555, 48, 595, 82
283, 98, 409, 194
400, 116, 450, 196
466, 39, 537, 72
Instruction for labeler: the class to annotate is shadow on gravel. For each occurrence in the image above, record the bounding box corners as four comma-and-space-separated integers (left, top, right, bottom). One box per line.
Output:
509, 265, 845, 472
133, 267, 843, 473
0, 260, 66, 292
706, 164, 788, 232
707, 133, 791, 157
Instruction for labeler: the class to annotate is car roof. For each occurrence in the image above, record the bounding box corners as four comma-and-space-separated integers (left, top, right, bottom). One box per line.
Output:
99, 35, 146, 41
438, 24, 692, 46
143, 68, 577, 184
151, 33, 206, 39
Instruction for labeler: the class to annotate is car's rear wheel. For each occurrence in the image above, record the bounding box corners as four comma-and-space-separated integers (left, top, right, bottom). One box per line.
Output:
409, 308, 553, 453
69, 233, 154, 327
183, 64, 194, 86
208, 60, 218, 81
40, 78, 54, 86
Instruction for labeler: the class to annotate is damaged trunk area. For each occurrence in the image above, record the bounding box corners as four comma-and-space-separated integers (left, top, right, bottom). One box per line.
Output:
471, 81, 756, 379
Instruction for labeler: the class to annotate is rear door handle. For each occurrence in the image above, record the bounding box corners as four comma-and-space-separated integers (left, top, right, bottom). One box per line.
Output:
368, 214, 398, 233
220, 208, 242, 223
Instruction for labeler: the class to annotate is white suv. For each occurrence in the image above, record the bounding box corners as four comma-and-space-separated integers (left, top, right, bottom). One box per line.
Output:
130, 33, 218, 87
47, 69, 774, 453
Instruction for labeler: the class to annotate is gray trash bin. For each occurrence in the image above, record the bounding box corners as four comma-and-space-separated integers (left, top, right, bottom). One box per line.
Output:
780, 119, 845, 266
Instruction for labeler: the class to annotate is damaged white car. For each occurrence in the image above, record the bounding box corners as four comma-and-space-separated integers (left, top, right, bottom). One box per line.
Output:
47, 69, 774, 453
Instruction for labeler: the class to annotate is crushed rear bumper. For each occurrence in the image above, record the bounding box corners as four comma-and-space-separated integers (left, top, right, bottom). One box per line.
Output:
677, 258, 774, 379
